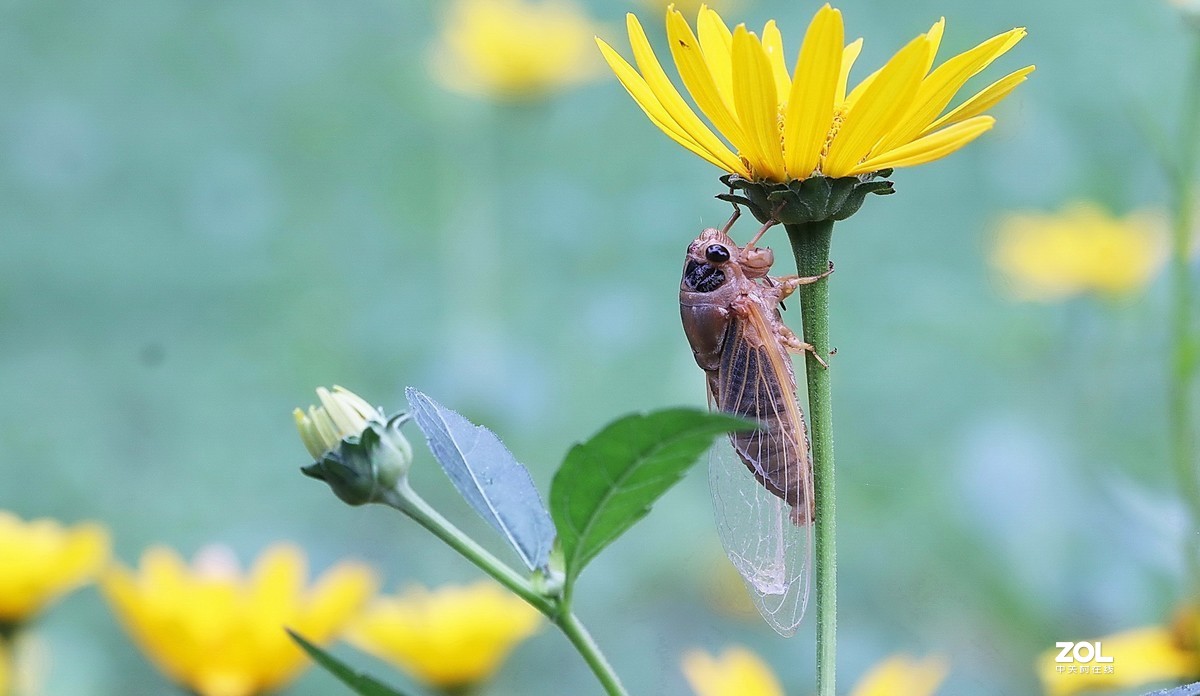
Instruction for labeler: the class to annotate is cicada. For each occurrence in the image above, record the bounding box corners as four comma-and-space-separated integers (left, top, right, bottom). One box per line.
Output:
679, 211, 830, 636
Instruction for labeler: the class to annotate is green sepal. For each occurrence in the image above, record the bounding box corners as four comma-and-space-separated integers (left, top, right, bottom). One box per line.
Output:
717, 172, 894, 225
300, 413, 413, 506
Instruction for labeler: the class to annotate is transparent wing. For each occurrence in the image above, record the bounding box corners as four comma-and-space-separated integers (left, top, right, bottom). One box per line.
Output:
708, 309, 813, 637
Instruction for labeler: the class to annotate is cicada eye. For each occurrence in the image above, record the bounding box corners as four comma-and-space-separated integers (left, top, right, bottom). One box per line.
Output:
705, 245, 731, 263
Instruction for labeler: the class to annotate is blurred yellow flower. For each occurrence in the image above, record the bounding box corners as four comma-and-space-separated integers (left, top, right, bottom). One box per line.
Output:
681, 646, 784, 696
598, 4, 1032, 182
0, 511, 109, 626
637, 0, 733, 18
429, 0, 605, 100
849, 654, 949, 696
992, 203, 1167, 301
347, 580, 541, 690
101, 543, 376, 696
682, 647, 947, 696
1036, 626, 1200, 695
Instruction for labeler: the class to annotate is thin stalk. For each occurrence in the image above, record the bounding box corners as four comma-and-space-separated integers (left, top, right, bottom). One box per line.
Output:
383, 483, 554, 614
554, 608, 628, 696
1171, 35, 1200, 596
383, 483, 629, 696
786, 220, 837, 696
0, 631, 14, 696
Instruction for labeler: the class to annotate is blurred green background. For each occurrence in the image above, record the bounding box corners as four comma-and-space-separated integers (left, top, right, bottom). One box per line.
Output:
2, 0, 1194, 693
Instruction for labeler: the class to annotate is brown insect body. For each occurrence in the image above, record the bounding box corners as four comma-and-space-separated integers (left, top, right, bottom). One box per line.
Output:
680, 228, 823, 525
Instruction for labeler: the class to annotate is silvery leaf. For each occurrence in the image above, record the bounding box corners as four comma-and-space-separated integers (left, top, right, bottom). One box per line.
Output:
406, 388, 555, 571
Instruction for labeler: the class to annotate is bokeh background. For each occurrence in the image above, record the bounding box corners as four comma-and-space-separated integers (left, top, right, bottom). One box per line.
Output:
2, 0, 1194, 693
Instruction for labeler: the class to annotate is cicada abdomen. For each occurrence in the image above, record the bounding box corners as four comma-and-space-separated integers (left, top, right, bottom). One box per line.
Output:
680, 223, 829, 636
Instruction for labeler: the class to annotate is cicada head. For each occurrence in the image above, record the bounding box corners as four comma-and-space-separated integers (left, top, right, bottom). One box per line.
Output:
683, 228, 740, 293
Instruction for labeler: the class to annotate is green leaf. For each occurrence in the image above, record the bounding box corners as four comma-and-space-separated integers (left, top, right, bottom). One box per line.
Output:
550, 408, 752, 585
287, 629, 416, 696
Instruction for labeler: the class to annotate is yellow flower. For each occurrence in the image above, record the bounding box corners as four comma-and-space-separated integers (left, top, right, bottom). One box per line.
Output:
429, 0, 605, 100
1036, 626, 1200, 695
849, 654, 949, 696
682, 647, 947, 696
598, 4, 1033, 182
991, 202, 1167, 301
681, 647, 784, 696
0, 511, 109, 626
347, 580, 541, 689
101, 543, 376, 696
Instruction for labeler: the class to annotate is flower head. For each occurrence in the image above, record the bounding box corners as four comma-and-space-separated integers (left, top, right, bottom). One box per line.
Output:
294, 386, 413, 505
101, 543, 376, 696
429, 0, 604, 100
0, 512, 109, 627
1036, 625, 1200, 695
347, 580, 541, 690
682, 647, 947, 696
598, 5, 1032, 183
991, 202, 1166, 301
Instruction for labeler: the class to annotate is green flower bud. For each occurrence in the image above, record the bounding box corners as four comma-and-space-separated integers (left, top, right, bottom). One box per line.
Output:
294, 386, 413, 506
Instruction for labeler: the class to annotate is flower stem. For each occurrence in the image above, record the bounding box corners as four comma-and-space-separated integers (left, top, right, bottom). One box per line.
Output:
383, 483, 555, 614
1170, 34, 1200, 594
785, 220, 837, 696
0, 630, 14, 696
554, 608, 628, 696
382, 483, 628, 696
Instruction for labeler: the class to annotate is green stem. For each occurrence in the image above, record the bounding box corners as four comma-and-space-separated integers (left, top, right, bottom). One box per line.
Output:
383, 483, 555, 614
383, 484, 628, 696
786, 220, 837, 696
1, 631, 14, 696
554, 609, 628, 696
1171, 36, 1200, 596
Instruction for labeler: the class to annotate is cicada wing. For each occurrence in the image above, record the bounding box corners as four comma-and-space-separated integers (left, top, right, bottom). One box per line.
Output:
708, 310, 813, 637
708, 440, 812, 635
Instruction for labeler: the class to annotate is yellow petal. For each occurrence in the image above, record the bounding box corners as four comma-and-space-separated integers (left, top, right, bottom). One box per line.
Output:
837, 38, 863, 104
624, 13, 745, 172
825, 34, 931, 177
783, 4, 844, 179
922, 18, 945, 74
851, 115, 994, 174
666, 10, 758, 170
850, 654, 948, 696
681, 647, 785, 696
926, 64, 1035, 133
696, 6, 735, 113
250, 544, 306, 619
596, 37, 743, 173
731, 26, 785, 180
760, 20, 791, 101
878, 28, 1026, 153
302, 562, 377, 638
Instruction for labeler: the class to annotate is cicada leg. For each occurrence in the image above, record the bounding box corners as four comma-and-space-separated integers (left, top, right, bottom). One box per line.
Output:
720, 203, 742, 235
746, 219, 779, 248
776, 325, 830, 369
774, 261, 835, 300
